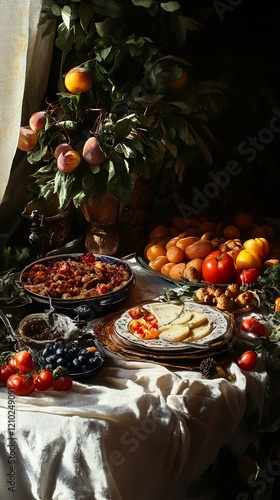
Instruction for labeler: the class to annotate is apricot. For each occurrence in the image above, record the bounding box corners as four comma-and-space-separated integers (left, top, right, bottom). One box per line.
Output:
64, 67, 93, 94
54, 143, 73, 159
185, 240, 213, 260
29, 111, 46, 132
146, 244, 166, 261
82, 137, 106, 165
17, 126, 37, 151
57, 150, 81, 173
168, 262, 186, 280
149, 225, 169, 240
149, 256, 169, 272
250, 224, 268, 238
223, 225, 241, 240
233, 211, 253, 230
176, 236, 199, 251
166, 246, 185, 264
198, 221, 217, 235
160, 262, 175, 276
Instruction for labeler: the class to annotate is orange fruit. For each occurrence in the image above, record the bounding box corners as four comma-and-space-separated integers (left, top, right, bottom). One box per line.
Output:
149, 256, 169, 272
250, 225, 268, 238
149, 225, 169, 240
160, 262, 175, 276
243, 237, 269, 259
146, 244, 166, 262
168, 263, 186, 280
233, 211, 253, 230
223, 225, 241, 240
166, 246, 185, 264
64, 67, 93, 94
235, 249, 262, 271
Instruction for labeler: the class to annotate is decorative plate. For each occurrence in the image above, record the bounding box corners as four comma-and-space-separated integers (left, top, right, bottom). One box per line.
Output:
114, 300, 230, 352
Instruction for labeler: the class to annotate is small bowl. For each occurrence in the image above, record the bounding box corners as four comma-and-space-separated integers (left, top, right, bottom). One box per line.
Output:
16, 312, 83, 349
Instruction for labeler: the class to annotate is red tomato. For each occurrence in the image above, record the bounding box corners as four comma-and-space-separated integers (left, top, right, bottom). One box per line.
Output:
52, 375, 73, 391
33, 370, 54, 391
236, 350, 257, 371
236, 268, 260, 285
6, 374, 35, 396
240, 318, 266, 336
12, 351, 34, 374
202, 250, 236, 284
0, 364, 15, 383
128, 306, 147, 319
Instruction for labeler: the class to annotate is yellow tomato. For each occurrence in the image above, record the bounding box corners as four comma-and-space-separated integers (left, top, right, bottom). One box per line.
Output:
275, 297, 280, 312
235, 249, 262, 271
243, 237, 269, 259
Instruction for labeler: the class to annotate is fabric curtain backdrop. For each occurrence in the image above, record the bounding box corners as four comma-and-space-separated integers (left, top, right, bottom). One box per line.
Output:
0, 0, 54, 242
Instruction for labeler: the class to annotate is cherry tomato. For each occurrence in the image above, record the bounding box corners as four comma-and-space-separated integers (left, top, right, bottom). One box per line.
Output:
0, 364, 15, 383
81, 253, 95, 264
128, 306, 148, 320
12, 351, 34, 374
202, 250, 236, 284
6, 374, 35, 396
275, 297, 280, 312
33, 370, 54, 391
236, 350, 257, 371
240, 318, 266, 336
236, 268, 260, 286
52, 375, 73, 391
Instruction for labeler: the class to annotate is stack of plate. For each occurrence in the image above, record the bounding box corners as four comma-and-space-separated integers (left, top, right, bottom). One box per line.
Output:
94, 300, 237, 370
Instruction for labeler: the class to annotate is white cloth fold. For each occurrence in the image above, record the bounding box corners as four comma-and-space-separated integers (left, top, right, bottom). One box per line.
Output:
0, 256, 269, 500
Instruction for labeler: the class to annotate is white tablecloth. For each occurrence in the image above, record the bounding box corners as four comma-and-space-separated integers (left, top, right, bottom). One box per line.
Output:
0, 256, 269, 500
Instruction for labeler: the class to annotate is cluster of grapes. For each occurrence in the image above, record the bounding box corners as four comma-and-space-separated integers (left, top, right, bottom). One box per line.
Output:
40, 338, 103, 374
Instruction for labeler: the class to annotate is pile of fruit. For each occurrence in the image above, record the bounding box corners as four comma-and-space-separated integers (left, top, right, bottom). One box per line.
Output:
144, 211, 280, 284
0, 350, 73, 396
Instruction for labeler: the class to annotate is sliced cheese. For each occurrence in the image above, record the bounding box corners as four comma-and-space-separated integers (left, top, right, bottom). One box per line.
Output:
186, 311, 207, 329
172, 310, 193, 325
159, 323, 191, 342
183, 322, 212, 342
148, 302, 183, 328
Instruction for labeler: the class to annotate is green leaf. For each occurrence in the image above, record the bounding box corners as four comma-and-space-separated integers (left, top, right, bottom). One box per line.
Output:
107, 160, 135, 205
160, 2, 181, 13
56, 22, 75, 53
79, 0, 95, 32
92, 0, 123, 18
132, 0, 154, 7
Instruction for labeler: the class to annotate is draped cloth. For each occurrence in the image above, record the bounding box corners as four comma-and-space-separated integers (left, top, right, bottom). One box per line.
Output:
0, 256, 269, 500
0, 0, 54, 239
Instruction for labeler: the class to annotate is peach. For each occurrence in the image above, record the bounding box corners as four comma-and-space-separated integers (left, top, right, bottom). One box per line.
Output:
54, 143, 74, 159
29, 111, 46, 132
17, 126, 37, 151
57, 149, 81, 173
82, 137, 106, 165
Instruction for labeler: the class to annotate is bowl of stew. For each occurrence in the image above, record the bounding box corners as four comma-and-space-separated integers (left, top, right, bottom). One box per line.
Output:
20, 253, 135, 319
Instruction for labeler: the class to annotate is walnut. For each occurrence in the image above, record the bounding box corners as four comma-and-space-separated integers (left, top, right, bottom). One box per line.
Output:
215, 293, 235, 311
225, 283, 240, 298
183, 266, 201, 282
195, 288, 212, 303
235, 291, 256, 309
